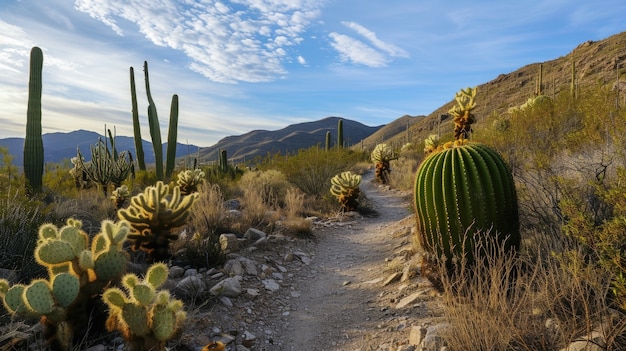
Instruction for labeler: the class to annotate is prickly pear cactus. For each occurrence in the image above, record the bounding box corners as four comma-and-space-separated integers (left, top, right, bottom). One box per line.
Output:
0, 218, 130, 351
413, 87, 520, 271
330, 171, 361, 211
102, 263, 186, 351
118, 181, 198, 261
176, 168, 205, 196
371, 143, 396, 184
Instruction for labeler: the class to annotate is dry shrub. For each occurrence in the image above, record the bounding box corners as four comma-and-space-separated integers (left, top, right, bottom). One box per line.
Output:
389, 156, 420, 191
239, 169, 290, 208
283, 187, 306, 218
49, 187, 116, 234
438, 230, 626, 351
183, 182, 228, 268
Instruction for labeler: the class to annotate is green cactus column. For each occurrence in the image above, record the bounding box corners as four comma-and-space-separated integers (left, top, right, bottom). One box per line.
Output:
337, 119, 344, 149
413, 87, 520, 269
165, 94, 179, 179
130, 67, 146, 171
24, 46, 44, 193
325, 131, 331, 151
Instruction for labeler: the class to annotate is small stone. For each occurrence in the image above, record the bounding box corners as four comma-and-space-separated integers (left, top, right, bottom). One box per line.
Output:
210, 277, 242, 297
220, 233, 240, 253
167, 266, 185, 279
382, 272, 402, 286
396, 290, 426, 309
262, 279, 280, 292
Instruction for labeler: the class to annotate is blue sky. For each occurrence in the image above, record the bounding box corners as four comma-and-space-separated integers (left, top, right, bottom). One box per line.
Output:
1, 0, 626, 147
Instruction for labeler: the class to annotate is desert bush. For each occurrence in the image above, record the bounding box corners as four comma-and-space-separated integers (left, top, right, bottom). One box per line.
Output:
0, 187, 48, 281
388, 156, 420, 191
266, 147, 366, 198
438, 231, 626, 350
239, 169, 291, 208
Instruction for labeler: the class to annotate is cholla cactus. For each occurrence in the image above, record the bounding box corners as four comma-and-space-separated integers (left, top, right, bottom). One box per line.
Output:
76, 139, 133, 195
330, 171, 361, 211
118, 181, 198, 261
371, 143, 396, 184
111, 185, 131, 209
448, 86, 477, 140
0, 219, 130, 351
102, 263, 186, 351
176, 168, 205, 195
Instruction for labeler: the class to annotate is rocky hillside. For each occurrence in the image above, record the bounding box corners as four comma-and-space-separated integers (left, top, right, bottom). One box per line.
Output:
361, 30, 626, 149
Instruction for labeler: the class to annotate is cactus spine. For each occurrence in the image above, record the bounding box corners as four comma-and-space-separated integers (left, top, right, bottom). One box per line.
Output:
130, 67, 146, 171
24, 46, 44, 193
413, 87, 519, 269
337, 119, 344, 148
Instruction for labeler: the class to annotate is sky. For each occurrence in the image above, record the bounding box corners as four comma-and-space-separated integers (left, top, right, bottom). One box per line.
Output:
1, 1, 626, 147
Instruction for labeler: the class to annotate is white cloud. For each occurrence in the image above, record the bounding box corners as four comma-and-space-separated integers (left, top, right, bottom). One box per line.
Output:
297, 55, 306, 65
341, 21, 409, 58
327, 21, 408, 67
328, 32, 389, 67
73, 0, 323, 83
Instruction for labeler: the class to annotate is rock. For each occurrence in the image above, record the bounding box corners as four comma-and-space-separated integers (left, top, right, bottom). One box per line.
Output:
168, 266, 185, 279
220, 233, 240, 253
409, 325, 427, 346
210, 277, 242, 297
559, 341, 604, 351
244, 228, 267, 242
396, 290, 427, 309
224, 199, 241, 210
419, 324, 450, 351
262, 278, 280, 292
383, 272, 402, 286
223, 259, 245, 276
175, 275, 206, 297
184, 268, 198, 277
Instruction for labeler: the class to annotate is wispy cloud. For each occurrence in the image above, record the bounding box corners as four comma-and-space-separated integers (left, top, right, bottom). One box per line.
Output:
74, 0, 324, 83
328, 21, 408, 67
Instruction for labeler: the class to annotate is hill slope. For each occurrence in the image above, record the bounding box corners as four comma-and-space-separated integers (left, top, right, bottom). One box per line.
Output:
362, 30, 626, 149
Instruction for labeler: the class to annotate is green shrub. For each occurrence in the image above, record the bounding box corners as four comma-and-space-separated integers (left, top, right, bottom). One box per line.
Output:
266, 147, 365, 198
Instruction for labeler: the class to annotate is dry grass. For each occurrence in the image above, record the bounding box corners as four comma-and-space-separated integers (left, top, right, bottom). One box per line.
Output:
436, 230, 626, 351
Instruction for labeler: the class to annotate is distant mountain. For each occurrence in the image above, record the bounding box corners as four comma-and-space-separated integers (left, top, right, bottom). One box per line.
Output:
196, 117, 383, 164
0, 130, 201, 168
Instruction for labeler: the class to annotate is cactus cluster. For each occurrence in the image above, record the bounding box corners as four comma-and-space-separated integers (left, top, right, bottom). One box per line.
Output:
76, 138, 133, 195
0, 219, 130, 351
330, 171, 361, 211
176, 168, 205, 196
371, 143, 396, 184
24, 46, 45, 193
130, 61, 179, 180
118, 181, 198, 261
102, 263, 186, 351
413, 87, 520, 272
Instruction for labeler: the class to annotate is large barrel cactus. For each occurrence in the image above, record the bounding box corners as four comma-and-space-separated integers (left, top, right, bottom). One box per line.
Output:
413, 87, 519, 267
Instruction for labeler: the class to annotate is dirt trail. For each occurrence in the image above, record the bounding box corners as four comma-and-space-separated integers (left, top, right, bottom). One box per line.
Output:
275, 172, 439, 351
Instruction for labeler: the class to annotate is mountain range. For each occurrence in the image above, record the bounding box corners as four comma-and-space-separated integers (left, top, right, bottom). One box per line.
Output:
2, 30, 626, 169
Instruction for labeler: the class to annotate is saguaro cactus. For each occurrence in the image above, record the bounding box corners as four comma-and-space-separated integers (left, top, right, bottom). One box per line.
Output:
325, 131, 331, 151
24, 46, 44, 193
129, 67, 146, 171
414, 87, 519, 269
337, 118, 344, 148
130, 61, 179, 180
